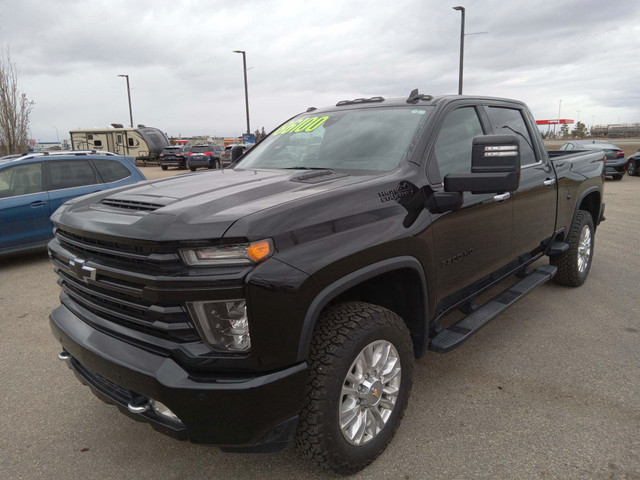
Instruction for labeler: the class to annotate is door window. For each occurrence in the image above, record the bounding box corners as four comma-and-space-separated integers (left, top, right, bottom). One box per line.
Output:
93, 160, 131, 183
486, 107, 537, 166
0, 163, 43, 198
48, 160, 98, 190
433, 107, 484, 178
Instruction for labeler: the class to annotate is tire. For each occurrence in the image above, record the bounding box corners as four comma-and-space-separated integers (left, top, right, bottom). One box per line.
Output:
161, 165, 168, 171
628, 161, 637, 176
551, 210, 594, 286
296, 302, 414, 475
189, 167, 196, 172
613, 174, 623, 181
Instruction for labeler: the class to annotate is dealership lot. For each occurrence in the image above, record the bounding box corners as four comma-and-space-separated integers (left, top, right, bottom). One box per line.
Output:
0, 172, 638, 479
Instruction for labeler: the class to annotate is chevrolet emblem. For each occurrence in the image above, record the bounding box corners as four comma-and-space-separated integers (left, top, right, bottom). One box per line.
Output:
68, 257, 96, 283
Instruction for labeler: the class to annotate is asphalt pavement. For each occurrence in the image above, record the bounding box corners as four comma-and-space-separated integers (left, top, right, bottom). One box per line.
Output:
0, 171, 638, 480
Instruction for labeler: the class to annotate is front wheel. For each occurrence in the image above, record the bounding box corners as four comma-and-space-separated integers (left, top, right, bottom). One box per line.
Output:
551, 210, 594, 286
628, 161, 637, 176
189, 167, 196, 171
296, 302, 414, 475
161, 165, 168, 171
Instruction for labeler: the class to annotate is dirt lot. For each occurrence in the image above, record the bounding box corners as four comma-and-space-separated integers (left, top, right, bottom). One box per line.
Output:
0, 166, 639, 479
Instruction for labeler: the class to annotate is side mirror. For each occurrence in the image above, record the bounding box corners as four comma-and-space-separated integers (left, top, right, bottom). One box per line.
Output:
444, 134, 521, 194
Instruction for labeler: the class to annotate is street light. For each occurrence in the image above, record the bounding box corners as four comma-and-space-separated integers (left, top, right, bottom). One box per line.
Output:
117, 74, 133, 128
233, 50, 251, 136
452, 6, 465, 95
51, 125, 59, 143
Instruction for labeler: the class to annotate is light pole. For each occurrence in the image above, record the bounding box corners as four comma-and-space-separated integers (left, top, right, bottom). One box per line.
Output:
555, 99, 562, 136
117, 74, 133, 128
51, 125, 59, 143
452, 6, 465, 95
233, 50, 251, 135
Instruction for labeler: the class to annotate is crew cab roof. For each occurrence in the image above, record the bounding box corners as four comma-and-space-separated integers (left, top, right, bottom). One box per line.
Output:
306, 92, 528, 115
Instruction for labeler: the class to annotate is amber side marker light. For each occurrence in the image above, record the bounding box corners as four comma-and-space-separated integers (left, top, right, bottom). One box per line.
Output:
247, 240, 272, 263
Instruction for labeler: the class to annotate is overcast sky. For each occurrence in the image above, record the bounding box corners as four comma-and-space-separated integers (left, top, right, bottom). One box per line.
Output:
2, 0, 639, 142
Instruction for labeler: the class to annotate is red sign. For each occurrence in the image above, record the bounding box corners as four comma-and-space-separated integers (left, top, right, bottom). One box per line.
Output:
536, 119, 575, 125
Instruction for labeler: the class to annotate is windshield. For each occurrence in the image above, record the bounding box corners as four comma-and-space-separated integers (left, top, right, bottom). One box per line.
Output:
236, 106, 432, 172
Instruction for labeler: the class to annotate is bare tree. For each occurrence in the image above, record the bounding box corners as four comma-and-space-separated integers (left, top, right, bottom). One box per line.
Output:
0, 47, 34, 155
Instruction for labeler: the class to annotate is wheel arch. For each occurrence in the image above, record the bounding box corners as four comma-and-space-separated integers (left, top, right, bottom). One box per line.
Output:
571, 187, 602, 233
296, 256, 429, 361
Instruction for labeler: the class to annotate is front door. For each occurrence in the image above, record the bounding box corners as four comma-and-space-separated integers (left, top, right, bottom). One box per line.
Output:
426, 105, 513, 307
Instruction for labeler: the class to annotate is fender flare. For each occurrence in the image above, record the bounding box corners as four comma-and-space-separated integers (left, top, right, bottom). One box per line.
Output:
571, 186, 602, 230
296, 256, 428, 361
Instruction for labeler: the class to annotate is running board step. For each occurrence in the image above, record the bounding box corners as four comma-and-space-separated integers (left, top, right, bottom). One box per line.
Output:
429, 265, 557, 353
547, 241, 569, 256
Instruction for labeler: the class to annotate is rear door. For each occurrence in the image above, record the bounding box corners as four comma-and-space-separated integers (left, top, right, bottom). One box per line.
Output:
427, 103, 513, 302
0, 162, 51, 249
484, 105, 557, 257
45, 159, 105, 214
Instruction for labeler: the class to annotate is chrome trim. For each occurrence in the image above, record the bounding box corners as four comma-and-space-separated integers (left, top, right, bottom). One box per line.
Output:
58, 351, 72, 361
493, 192, 511, 202
127, 399, 151, 414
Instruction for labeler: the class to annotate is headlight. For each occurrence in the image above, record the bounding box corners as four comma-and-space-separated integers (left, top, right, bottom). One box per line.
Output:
187, 300, 250, 352
180, 239, 273, 266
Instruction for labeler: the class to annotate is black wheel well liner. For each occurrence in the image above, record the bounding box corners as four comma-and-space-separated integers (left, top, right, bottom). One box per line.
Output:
297, 257, 429, 361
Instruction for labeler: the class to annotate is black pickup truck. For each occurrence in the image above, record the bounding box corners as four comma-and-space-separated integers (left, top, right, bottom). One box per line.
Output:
48, 91, 605, 475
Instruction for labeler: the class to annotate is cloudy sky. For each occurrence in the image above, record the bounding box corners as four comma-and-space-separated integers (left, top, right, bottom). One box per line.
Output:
2, 0, 639, 142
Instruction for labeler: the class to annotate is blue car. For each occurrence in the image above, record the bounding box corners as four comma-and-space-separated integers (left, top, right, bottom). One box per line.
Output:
0, 152, 146, 256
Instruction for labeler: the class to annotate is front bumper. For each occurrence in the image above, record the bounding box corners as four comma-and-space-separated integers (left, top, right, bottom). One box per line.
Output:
50, 304, 307, 451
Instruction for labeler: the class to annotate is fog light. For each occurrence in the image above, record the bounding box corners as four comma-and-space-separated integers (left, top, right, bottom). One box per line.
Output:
150, 399, 183, 425
187, 300, 251, 352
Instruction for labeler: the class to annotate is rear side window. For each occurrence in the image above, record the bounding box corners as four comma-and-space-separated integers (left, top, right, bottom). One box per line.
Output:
0, 163, 44, 198
434, 107, 484, 178
486, 107, 537, 166
48, 160, 98, 190
93, 159, 131, 183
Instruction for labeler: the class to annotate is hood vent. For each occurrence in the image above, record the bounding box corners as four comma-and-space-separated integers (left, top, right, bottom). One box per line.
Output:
101, 198, 165, 211
290, 170, 348, 184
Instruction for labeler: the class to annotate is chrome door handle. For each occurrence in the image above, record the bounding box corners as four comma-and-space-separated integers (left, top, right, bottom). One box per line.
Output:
493, 192, 511, 202
543, 178, 556, 187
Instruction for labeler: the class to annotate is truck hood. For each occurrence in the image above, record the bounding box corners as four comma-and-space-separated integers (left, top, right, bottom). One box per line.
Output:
53, 168, 373, 241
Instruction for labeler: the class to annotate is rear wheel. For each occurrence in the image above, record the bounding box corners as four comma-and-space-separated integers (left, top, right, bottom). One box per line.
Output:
551, 210, 594, 286
161, 165, 168, 171
189, 167, 196, 171
296, 302, 414, 475
613, 174, 623, 181
628, 161, 637, 176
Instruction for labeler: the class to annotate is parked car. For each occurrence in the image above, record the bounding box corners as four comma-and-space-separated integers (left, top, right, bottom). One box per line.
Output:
187, 144, 224, 171
626, 148, 640, 176
0, 152, 146, 256
158, 146, 189, 170
559, 140, 626, 180
221, 143, 252, 166
48, 91, 605, 474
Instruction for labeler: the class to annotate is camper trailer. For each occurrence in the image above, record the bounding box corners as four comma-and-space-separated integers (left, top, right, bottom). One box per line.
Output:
69, 124, 169, 164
